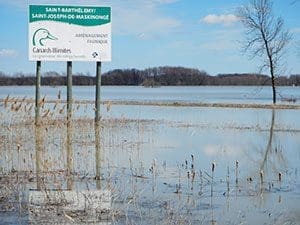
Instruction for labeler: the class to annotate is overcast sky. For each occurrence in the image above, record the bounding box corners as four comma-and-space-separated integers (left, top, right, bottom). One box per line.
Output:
0, 0, 299, 76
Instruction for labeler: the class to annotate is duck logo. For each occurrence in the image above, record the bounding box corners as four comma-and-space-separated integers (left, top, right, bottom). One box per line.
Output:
33, 28, 57, 46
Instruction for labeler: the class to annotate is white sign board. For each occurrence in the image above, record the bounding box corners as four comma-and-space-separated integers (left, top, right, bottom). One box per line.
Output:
29, 5, 111, 62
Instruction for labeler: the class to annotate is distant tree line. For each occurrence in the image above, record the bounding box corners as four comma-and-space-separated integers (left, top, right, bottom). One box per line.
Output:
0, 66, 299, 86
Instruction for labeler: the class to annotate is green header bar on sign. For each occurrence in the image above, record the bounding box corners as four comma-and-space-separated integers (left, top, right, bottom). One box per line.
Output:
29, 5, 111, 26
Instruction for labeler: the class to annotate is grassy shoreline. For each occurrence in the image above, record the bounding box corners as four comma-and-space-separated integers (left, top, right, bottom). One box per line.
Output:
1, 98, 300, 110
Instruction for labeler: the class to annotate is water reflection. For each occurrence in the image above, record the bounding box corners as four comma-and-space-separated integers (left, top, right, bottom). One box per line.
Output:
30, 120, 111, 224
259, 109, 290, 188
35, 124, 43, 191
260, 109, 275, 173
1, 102, 299, 224
66, 120, 74, 190
95, 121, 102, 189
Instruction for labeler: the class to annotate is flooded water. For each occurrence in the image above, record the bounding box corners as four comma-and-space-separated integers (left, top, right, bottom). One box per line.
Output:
1, 85, 300, 105
0, 86, 300, 224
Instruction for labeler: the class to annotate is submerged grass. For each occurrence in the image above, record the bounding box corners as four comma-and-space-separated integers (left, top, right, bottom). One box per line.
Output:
0, 97, 299, 224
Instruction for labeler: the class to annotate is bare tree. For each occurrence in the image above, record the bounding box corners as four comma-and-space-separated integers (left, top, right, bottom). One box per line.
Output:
237, 0, 292, 104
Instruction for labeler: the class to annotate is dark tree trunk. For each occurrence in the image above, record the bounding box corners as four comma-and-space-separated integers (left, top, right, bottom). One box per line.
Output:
271, 73, 276, 104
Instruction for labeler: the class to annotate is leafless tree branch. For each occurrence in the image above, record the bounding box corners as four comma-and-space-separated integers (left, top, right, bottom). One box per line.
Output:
237, 0, 292, 104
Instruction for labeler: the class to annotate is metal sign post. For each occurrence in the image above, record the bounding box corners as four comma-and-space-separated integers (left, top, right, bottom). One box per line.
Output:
35, 61, 41, 125
66, 61, 74, 190
95, 61, 102, 123
67, 61, 72, 122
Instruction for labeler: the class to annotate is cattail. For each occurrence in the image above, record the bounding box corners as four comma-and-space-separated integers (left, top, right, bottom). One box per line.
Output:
211, 162, 216, 197
57, 90, 61, 100
278, 172, 282, 182
14, 103, 22, 112
106, 101, 112, 112
191, 170, 195, 182
11, 103, 15, 111
59, 105, 65, 114
191, 154, 194, 170
149, 166, 153, 173
260, 170, 264, 184
53, 101, 58, 110
235, 160, 239, 184
227, 166, 230, 194
28, 105, 33, 112
4, 95, 9, 108
38, 96, 44, 106
212, 162, 216, 173
42, 109, 50, 118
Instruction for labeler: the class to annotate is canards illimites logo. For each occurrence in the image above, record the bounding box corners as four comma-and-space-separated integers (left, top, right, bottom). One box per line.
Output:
33, 28, 57, 46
